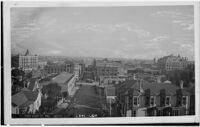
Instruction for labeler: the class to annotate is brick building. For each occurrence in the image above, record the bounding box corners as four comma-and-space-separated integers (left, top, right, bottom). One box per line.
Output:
116, 80, 191, 117
157, 55, 188, 71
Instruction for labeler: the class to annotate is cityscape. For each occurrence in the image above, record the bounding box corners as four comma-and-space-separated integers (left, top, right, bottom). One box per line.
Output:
11, 6, 195, 118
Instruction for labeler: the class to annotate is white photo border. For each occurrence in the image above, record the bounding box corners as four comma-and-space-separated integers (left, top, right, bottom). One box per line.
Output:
3, 1, 200, 125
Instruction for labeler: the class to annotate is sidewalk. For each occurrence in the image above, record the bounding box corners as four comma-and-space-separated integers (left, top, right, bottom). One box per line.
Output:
71, 86, 79, 96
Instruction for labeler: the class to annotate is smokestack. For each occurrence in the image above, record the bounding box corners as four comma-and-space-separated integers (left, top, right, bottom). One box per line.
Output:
180, 80, 184, 89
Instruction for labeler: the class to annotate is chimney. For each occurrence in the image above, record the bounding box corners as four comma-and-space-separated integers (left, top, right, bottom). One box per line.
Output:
133, 73, 137, 80
139, 79, 144, 94
180, 80, 184, 89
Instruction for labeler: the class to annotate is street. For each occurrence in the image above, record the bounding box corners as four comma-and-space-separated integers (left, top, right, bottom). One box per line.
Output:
65, 85, 109, 117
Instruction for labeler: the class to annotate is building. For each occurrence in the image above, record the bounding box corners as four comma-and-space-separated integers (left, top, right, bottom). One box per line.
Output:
74, 63, 82, 81
12, 78, 42, 115
116, 80, 191, 117
52, 72, 76, 97
12, 88, 42, 115
82, 65, 96, 81
105, 86, 116, 103
100, 76, 126, 86
44, 63, 74, 74
11, 49, 38, 73
140, 60, 154, 68
38, 61, 47, 69
157, 54, 188, 71
95, 59, 119, 79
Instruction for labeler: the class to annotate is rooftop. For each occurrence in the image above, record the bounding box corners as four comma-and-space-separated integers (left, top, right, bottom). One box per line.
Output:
106, 86, 116, 96
117, 80, 190, 96
12, 88, 39, 107
52, 72, 74, 84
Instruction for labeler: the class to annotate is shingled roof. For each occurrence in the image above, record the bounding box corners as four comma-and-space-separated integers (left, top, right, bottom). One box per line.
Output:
12, 89, 39, 108
131, 81, 190, 96
116, 80, 137, 94
117, 80, 190, 96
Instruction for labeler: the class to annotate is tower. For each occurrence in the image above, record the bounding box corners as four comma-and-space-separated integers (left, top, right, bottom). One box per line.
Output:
25, 49, 30, 56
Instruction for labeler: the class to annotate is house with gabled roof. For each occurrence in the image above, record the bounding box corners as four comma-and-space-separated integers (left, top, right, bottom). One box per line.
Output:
12, 77, 42, 115
116, 79, 191, 117
12, 88, 42, 115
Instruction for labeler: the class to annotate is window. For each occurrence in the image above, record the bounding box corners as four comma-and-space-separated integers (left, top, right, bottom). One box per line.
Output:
165, 96, 171, 106
182, 96, 188, 106
150, 96, 156, 107
172, 109, 179, 116
133, 96, 139, 107
157, 110, 163, 116
133, 110, 136, 116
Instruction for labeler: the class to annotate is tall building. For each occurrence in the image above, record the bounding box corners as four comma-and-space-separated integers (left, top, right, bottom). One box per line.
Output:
157, 54, 188, 71
44, 63, 74, 74
74, 63, 82, 81
12, 49, 38, 73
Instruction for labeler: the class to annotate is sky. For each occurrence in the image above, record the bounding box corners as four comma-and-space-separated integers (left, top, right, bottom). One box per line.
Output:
11, 6, 194, 60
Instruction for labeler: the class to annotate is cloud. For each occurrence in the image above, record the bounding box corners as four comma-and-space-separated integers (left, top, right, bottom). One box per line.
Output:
173, 19, 194, 31
56, 23, 151, 40
151, 35, 169, 42
11, 7, 194, 60
152, 8, 194, 32
181, 44, 192, 48
184, 24, 194, 31
42, 50, 62, 55
151, 10, 182, 18
73, 11, 82, 16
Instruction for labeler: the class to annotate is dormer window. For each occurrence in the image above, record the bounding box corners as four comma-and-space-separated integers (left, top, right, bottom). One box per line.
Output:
150, 96, 156, 107
182, 96, 188, 106
133, 96, 139, 107
165, 96, 171, 106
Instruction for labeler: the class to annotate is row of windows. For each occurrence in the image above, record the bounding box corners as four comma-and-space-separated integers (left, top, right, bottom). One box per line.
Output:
45, 68, 73, 73
20, 62, 37, 64
19, 58, 38, 61
98, 73, 117, 76
19, 64, 37, 67
166, 62, 187, 65
166, 67, 185, 71
157, 109, 180, 116
132, 96, 188, 107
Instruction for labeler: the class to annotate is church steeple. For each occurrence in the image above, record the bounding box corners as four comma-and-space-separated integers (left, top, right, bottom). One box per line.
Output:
25, 49, 29, 56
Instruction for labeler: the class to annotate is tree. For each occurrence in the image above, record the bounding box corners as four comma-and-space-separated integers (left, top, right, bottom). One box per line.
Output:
42, 83, 62, 99
62, 92, 68, 98
26, 72, 32, 79
11, 68, 25, 77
